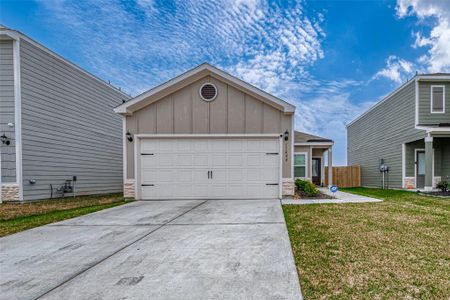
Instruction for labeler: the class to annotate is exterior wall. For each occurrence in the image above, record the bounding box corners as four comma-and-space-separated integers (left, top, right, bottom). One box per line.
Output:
405, 137, 450, 188
19, 39, 130, 200
347, 81, 426, 188
436, 138, 450, 182
405, 140, 424, 177
418, 81, 450, 125
293, 146, 326, 183
126, 75, 293, 180
0, 40, 16, 183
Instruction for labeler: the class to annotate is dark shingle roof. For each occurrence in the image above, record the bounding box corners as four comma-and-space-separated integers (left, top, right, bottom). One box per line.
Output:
294, 131, 333, 143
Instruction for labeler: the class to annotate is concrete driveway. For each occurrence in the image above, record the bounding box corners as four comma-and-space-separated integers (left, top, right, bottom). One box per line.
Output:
0, 199, 302, 300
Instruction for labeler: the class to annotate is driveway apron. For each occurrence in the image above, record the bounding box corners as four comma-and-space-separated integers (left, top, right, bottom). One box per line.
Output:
0, 199, 302, 300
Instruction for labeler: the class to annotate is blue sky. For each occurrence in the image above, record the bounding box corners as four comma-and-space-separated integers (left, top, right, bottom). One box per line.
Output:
1, 0, 449, 165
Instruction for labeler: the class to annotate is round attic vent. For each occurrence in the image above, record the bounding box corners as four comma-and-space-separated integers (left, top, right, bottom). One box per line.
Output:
199, 83, 217, 101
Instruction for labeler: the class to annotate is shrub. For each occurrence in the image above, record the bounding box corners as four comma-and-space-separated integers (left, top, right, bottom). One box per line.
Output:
303, 181, 319, 197
295, 179, 308, 191
436, 181, 450, 192
295, 179, 319, 197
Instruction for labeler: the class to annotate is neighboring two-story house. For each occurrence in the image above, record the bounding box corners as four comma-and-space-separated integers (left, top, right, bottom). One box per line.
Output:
347, 73, 450, 191
0, 26, 131, 201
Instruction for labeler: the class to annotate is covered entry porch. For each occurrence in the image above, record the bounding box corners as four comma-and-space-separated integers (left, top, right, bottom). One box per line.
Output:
404, 132, 450, 190
294, 131, 334, 187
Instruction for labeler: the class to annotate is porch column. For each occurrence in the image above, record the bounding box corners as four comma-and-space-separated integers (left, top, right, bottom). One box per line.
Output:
327, 147, 333, 187
424, 135, 433, 191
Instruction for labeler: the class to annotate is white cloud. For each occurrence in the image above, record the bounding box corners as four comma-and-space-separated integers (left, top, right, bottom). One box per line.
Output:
35, 0, 360, 164
373, 55, 415, 83
294, 91, 375, 166
37, 0, 325, 96
396, 0, 450, 73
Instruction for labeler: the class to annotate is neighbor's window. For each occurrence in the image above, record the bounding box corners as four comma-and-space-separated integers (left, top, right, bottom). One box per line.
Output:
294, 153, 307, 178
431, 86, 445, 113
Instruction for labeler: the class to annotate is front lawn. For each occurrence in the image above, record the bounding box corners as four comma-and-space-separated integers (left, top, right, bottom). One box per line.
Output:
0, 194, 128, 237
283, 187, 450, 299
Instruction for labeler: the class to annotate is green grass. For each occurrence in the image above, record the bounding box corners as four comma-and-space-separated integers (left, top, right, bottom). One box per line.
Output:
0, 194, 128, 237
283, 187, 450, 299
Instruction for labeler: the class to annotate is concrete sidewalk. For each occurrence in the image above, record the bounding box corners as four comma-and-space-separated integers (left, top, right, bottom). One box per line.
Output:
282, 188, 382, 205
0, 199, 302, 300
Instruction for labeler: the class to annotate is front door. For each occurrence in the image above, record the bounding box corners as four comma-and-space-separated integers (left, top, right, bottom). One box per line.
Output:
312, 158, 321, 186
416, 150, 425, 189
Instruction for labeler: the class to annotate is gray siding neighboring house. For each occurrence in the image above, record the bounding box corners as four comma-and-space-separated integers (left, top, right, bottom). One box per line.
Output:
0, 40, 16, 184
0, 26, 131, 201
347, 74, 450, 190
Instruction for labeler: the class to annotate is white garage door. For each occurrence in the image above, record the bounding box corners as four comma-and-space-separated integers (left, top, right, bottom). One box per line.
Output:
138, 137, 281, 200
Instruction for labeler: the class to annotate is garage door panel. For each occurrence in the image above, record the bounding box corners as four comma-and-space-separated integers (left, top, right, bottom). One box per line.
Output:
246, 140, 262, 151
263, 155, 279, 166
211, 169, 227, 181
141, 169, 158, 183
192, 184, 209, 197
141, 139, 157, 153
139, 138, 280, 199
247, 154, 261, 166
209, 184, 227, 197
176, 140, 193, 152
141, 186, 155, 199
228, 169, 244, 181
141, 155, 157, 167
262, 140, 279, 152
158, 140, 174, 152
192, 140, 209, 152
227, 154, 243, 166
261, 168, 279, 181
175, 154, 193, 166
174, 184, 192, 197
158, 154, 174, 166
193, 170, 209, 182
228, 140, 244, 151
155, 169, 173, 182
194, 154, 209, 166
211, 154, 227, 166
175, 170, 193, 182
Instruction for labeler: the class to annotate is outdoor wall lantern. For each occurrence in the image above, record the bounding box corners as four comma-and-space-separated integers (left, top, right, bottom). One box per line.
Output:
1, 134, 10, 145
284, 130, 289, 141
126, 131, 133, 142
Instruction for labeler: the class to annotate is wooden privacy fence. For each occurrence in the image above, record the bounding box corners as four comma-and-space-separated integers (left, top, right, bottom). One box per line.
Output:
324, 165, 361, 188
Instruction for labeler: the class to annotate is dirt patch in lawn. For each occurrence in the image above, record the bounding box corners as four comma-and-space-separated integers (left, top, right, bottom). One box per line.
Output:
0, 194, 128, 237
0, 193, 124, 221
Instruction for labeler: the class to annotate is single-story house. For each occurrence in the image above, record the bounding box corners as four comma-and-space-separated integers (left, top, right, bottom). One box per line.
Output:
115, 63, 333, 200
0, 26, 131, 201
347, 73, 450, 190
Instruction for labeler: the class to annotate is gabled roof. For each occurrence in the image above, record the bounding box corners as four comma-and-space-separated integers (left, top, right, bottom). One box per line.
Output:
294, 131, 333, 144
114, 63, 296, 115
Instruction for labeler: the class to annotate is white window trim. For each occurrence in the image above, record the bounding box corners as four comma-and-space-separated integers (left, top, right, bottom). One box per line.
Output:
430, 85, 445, 114
294, 152, 308, 179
